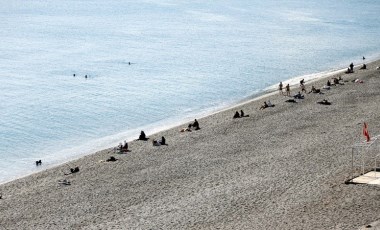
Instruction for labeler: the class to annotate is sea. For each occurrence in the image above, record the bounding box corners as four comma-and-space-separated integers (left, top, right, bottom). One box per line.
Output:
1, 0, 380, 184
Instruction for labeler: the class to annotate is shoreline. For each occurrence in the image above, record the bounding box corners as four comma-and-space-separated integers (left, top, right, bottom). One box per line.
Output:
1, 58, 380, 229
1, 58, 379, 186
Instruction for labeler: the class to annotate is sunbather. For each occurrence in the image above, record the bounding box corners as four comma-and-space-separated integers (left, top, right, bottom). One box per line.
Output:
293, 92, 304, 99
106, 156, 117, 162
233, 111, 240, 119
138, 131, 148, 140
285, 99, 297, 103
160, 136, 166, 145
317, 99, 331, 105
308, 86, 321, 94
240, 110, 249, 117
260, 101, 269, 110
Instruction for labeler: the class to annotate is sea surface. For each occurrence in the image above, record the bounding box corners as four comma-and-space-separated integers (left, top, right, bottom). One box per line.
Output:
1, 0, 380, 183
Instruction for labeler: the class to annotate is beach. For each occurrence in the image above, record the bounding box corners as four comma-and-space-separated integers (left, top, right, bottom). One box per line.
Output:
1, 61, 380, 229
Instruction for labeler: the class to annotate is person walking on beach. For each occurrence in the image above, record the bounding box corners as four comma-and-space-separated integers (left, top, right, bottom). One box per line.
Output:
300, 82, 306, 93
285, 84, 290, 96
278, 82, 283, 95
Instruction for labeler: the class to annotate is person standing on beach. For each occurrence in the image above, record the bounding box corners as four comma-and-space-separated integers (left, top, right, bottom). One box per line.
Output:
285, 84, 290, 96
300, 82, 306, 93
279, 82, 283, 95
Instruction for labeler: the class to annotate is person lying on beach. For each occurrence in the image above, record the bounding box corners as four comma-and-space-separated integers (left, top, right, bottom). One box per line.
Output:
152, 139, 161, 146
240, 110, 249, 117
293, 92, 304, 99
260, 101, 269, 110
233, 111, 240, 119
345, 68, 353, 74
308, 86, 322, 94
353, 79, 364, 83
138, 131, 148, 141
360, 64, 366, 69
58, 179, 71, 186
317, 99, 331, 105
180, 127, 192, 132
64, 167, 80, 175
285, 99, 297, 103
267, 100, 274, 107
322, 85, 331, 90
106, 156, 117, 162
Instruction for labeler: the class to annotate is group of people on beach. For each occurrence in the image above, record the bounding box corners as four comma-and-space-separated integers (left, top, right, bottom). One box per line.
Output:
278, 82, 291, 96
233, 110, 249, 118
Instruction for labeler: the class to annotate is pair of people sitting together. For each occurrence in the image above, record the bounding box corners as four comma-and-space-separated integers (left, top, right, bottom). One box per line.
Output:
117, 141, 129, 152
153, 136, 166, 146
233, 110, 249, 119
188, 119, 200, 130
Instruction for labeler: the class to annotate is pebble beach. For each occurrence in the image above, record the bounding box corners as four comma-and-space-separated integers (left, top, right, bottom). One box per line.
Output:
1, 61, 380, 229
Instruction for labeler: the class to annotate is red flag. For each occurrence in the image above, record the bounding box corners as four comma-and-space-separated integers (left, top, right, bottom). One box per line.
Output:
363, 122, 370, 142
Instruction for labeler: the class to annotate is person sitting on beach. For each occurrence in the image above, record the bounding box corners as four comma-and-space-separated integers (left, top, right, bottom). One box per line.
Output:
332, 78, 340, 85
293, 92, 304, 99
327, 80, 331, 87
193, 119, 200, 130
122, 141, 128, 151
139, 131, 148, 140
360, 64, 366, 69
317, 99, 331, 105
345, 68, 353, 74
70, 167, 80, 174
240, 110, 248, 117
260, 101, 269, 110
160, 136, 166, 145
233, 111, 240, 119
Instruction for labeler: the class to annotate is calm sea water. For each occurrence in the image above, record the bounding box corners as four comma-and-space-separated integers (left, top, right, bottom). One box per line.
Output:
1, 0, 380, 183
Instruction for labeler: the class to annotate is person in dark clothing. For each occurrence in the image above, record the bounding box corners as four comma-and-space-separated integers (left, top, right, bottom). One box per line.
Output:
233, 111, 240, 119
139, 131, 148, 140
350, 62, 354, 72
160, 136, 166, 145
193, 119, 200, 130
